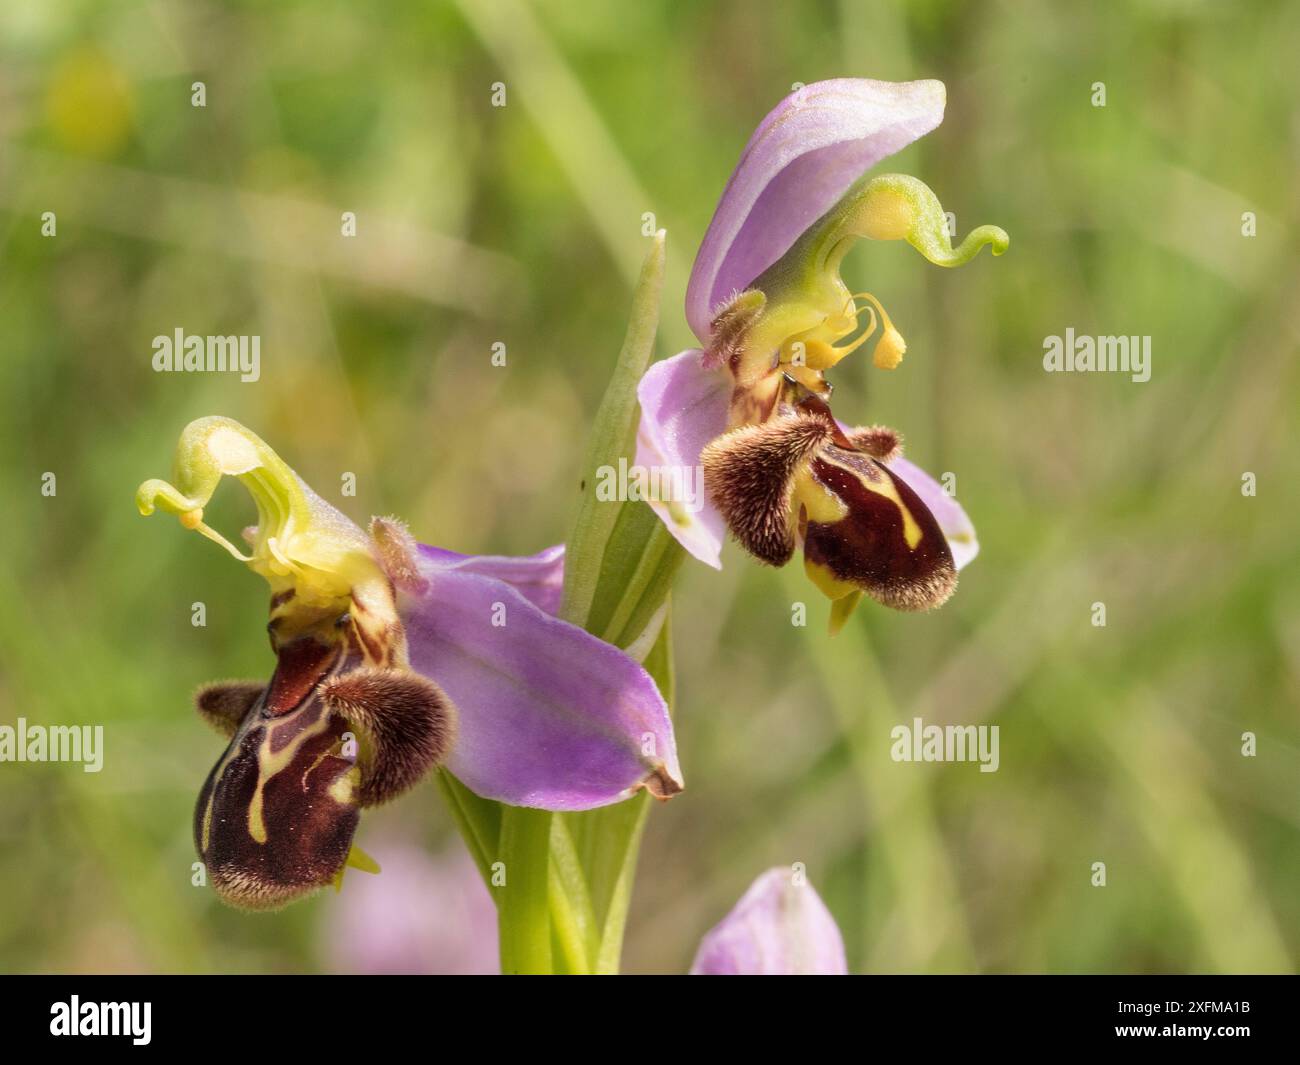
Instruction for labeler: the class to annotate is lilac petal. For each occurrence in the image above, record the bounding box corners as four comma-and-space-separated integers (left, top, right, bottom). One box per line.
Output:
417, 543, 565, 615
888, 456, 979, 570
686, 78, 946, 343
635, 349, 731, 569
401, 555, 682, 811
690, 867, 848, 975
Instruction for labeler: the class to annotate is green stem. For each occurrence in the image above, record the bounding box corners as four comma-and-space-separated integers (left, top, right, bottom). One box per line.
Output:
497, 806, 554, 975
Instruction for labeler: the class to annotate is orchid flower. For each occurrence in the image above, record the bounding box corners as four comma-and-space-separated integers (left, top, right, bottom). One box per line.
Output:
690, 867, 848, 975
135, 416, 681, 910
637, 78, 1006, 632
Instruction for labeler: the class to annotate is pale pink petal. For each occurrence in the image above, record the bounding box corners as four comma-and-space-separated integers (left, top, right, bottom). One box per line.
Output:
635, 349, 731, 569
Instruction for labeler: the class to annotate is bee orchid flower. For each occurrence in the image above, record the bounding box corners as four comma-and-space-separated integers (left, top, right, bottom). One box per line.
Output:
637, 78, 1006, 631
136, 417, 682, 909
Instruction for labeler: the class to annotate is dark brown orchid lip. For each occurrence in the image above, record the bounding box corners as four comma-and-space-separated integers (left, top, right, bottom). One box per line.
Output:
194, 696, 362, 911
701, 364, 958, 616
801, 447, 956, 612
263, 635, 342, 717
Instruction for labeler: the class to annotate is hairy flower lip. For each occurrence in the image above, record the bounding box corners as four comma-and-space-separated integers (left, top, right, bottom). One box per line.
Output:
636, 349, 979, 578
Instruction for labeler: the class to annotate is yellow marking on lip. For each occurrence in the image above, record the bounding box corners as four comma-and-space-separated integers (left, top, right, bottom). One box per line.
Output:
871, 468, 922, 550
201, 713, 260, 856
247, 786, 267, 844
792, 467, 848, 524
303, 735, 360, 797
246, 707, 336, 845
816, 453, 923, 550
328, 775, 355, 805
804, 556, 856, 601
200, 795, 213, 854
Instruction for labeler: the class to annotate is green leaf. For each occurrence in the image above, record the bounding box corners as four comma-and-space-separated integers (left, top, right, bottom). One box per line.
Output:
586, 503, 685, 648
559, 231, 667, 629
548, 817, 600, 974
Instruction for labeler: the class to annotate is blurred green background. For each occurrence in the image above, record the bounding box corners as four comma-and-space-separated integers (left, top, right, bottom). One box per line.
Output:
2, 0, 1297, 974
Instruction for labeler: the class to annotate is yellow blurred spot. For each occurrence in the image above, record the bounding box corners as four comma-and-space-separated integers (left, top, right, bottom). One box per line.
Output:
45, 47, 132, 157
